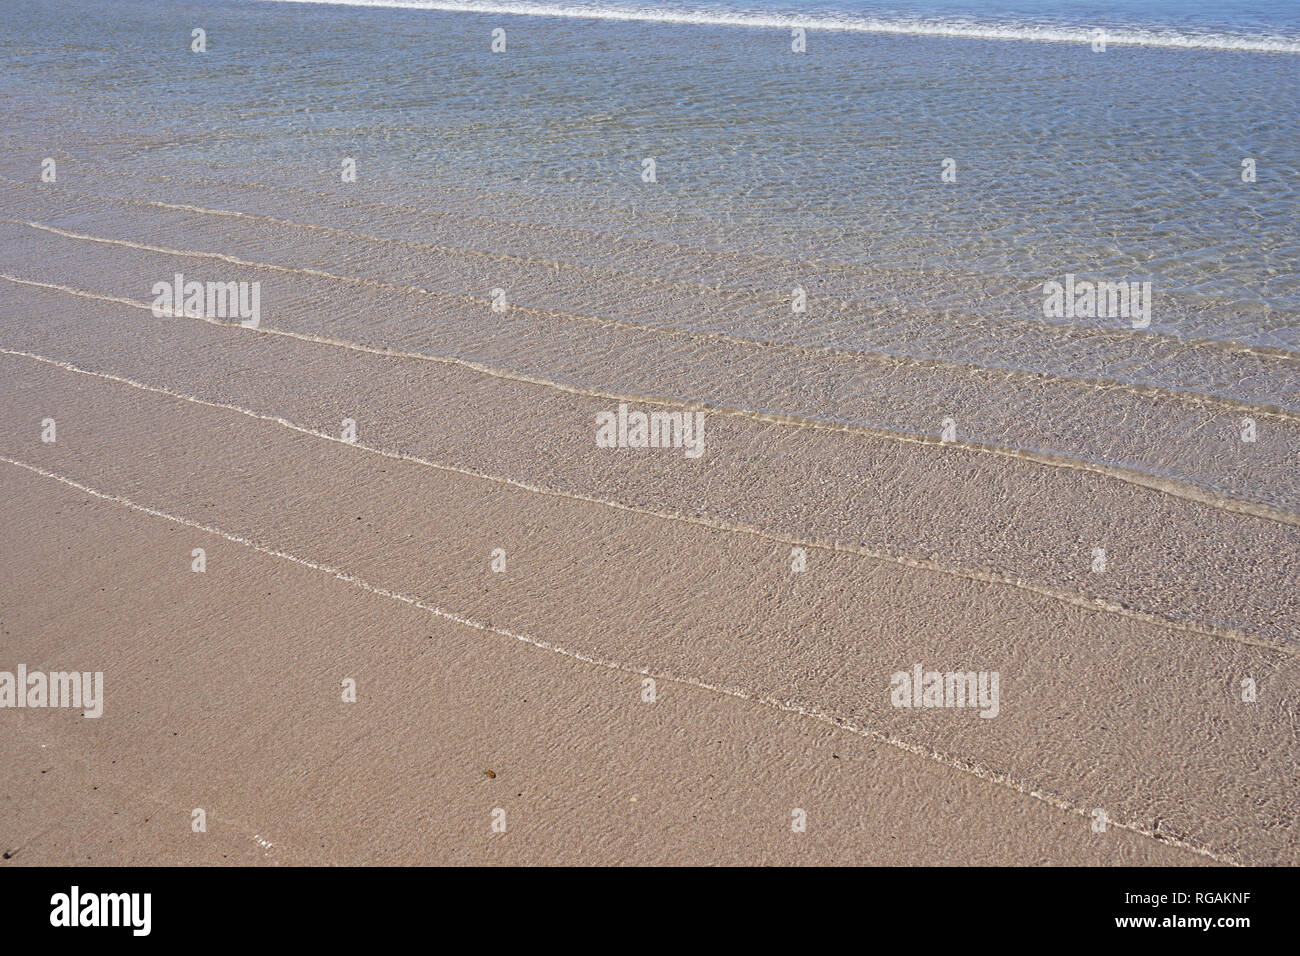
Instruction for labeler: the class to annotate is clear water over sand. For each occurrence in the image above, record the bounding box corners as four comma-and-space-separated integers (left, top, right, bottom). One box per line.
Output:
3, 0, 1298, 513
1, 0, 1298, 866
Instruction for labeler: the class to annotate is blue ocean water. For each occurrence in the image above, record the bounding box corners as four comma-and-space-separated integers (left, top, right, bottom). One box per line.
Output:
0, 0, 1298, 509
1, 0, 1297, 352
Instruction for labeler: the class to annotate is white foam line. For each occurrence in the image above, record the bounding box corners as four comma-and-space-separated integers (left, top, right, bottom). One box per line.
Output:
1, 344, 1290, 658
11, 212, 1300, 431
12, 184, 1300, 387
27, 167, 1299, 368
261, 0, 1300, 54
0, 453, 1242, 865
4, 268, 1299, 534
14, 213, 1300, 427
35, 170, 1298, 372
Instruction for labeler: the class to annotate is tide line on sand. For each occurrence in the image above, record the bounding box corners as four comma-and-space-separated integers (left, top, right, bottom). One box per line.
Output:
1, 344, 1292, 658
4, 268, 1299, 533
0, 452, 1245, 866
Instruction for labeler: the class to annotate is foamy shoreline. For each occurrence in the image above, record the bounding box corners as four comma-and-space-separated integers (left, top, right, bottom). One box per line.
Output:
265, 0, 1300, 54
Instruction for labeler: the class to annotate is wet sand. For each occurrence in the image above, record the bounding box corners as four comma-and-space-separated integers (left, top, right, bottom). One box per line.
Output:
2, 0, 1298, 863
1, 167, 1296, 864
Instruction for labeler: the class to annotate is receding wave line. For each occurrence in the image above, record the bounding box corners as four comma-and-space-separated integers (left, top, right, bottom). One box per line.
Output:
11, 174, 1300, 371
4, 343, 1292, 657
6, 216, 1300, 426
4, 271, 1300, 532
0, 454, 1243, 864
263, 0, 1300, 53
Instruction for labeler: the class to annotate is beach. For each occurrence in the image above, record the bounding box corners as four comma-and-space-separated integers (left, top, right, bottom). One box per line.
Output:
0, 0, 1297, 866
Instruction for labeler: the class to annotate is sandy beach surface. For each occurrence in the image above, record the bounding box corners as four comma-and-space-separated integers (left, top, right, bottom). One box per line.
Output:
2, 0, 1297, 866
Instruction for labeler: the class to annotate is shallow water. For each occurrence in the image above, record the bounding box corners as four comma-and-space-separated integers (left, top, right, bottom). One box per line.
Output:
1, 0, 1296, 504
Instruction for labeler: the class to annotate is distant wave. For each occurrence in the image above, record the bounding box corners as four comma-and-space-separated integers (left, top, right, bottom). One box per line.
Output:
262, 0, 1300, 53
